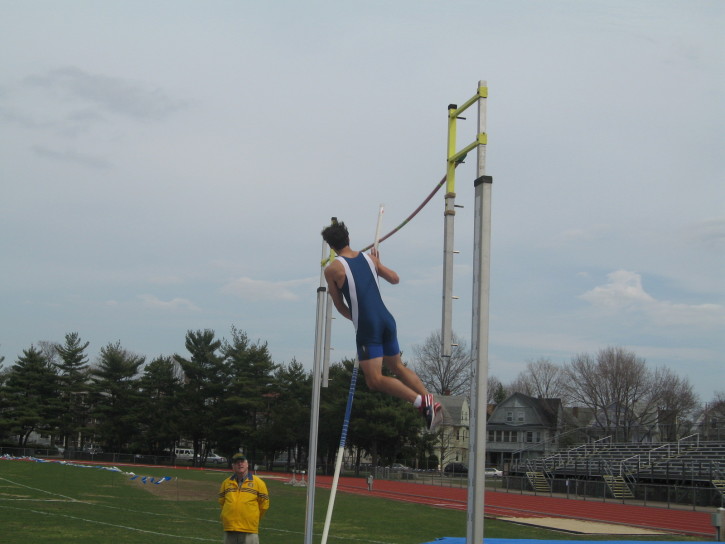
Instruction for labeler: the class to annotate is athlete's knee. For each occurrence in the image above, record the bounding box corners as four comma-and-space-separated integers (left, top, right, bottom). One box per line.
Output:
383, 355, 405, 375
363, 371, 384, 391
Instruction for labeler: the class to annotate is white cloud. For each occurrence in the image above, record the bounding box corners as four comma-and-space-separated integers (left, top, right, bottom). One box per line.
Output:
624, 344, 719, 365
580, 270, 655, 309
493, 330, 595, 357
137, 294, 200, 312
32, 145, 111, 168
553, 224, 613, 245
23, 66, 186, 121
649, 301, 724, 329
580, 270, 724, 329
221, 277, 317, 301
146, 275, 184, 286
682, 218, 725, 248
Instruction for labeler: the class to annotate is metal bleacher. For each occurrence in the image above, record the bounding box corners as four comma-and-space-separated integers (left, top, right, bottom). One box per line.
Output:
512, 435, 725, 501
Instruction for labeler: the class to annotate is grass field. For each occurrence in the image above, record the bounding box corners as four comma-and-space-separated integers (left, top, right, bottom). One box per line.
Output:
0, 459, 704, 544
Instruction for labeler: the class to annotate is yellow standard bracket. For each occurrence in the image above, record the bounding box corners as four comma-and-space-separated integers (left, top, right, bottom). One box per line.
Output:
321, 248, 337, 268
445, 86, 488, 193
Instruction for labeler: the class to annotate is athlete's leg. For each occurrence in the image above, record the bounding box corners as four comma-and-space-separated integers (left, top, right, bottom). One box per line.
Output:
359, 356, 418, 403
382, 353, 428, 397
360, 352, 441, 431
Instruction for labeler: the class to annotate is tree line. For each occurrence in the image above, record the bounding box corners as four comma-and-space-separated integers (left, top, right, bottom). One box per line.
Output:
412, 332, 722, 442
1, 328, 721, 470
0, 328, 434, 471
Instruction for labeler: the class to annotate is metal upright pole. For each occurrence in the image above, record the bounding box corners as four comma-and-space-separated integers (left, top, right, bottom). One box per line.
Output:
322, 273, 333, 387
468, 80, 490, 544
305, 237, 329, 544
442, 104, 458, 358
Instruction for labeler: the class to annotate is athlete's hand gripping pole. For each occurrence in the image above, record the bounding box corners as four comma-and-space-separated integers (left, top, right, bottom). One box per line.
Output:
373, 204, 384, 253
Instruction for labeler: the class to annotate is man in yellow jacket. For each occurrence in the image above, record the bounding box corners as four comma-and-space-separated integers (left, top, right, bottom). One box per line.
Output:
218, 453, 270, 543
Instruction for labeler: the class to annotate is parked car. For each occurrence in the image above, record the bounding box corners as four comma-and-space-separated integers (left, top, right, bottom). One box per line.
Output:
389, 463, 411, 471
484, 467, 503, 478
207, 453, 226, 464
443, 463, 468, 475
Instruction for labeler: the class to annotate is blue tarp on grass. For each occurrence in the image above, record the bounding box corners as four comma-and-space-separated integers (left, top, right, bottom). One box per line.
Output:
421, 540, 694, 544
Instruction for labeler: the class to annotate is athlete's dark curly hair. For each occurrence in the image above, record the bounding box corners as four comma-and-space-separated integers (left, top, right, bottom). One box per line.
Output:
321, 220, 350, 252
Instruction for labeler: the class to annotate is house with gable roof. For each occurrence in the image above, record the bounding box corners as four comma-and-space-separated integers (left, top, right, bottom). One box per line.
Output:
434, 395, 470, 468
486, 392, 562, 468
428, 393, 563, 472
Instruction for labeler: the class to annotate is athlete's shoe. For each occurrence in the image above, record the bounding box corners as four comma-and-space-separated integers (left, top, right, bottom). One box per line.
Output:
419, 394, 442, 432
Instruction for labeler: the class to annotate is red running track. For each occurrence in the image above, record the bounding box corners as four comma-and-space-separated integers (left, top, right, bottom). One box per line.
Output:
307, 475, 715, 538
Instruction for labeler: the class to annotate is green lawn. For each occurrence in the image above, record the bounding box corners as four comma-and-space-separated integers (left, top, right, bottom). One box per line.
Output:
0, 460, 704, 544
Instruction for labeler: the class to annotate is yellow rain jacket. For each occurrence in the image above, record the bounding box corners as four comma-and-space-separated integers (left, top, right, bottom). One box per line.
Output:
218, 472, 270, 534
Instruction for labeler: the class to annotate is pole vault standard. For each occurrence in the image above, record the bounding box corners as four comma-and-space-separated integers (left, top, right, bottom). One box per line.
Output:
443, 81, 490, 544
442, 85, 489, 359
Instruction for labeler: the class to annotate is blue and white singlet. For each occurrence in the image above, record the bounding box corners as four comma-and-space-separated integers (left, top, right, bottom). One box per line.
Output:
337, 252, 400, 360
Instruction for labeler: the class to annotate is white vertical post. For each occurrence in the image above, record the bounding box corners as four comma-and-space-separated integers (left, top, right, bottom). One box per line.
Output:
468, 79, 490, 544
322, 294, 333, 387
305, 237, 329, 544
442, 101, 457, 359
442, 194, 455, 359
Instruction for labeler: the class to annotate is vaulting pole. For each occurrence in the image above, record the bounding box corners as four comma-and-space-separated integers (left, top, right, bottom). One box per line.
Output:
320, 358, 359, 544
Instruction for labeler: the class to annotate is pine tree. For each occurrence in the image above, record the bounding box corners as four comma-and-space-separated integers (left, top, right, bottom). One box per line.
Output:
217, 326, 278, 461
175, 329, 225, 465
54, 332, 90, 449
5, 346, 60, 446
136, 356, 183, 454
89, 341, 144, 452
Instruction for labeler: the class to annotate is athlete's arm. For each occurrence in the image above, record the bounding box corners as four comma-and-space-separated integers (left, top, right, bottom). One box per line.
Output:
324, 261, 353, 320
369, 248, 399, 285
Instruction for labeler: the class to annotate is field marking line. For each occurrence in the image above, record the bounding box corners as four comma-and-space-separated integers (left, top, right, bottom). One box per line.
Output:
0, 504, 398, 544
0, 476, 79, 502
0, 498, 77, 503
0, 474, 222, 527
1, 471, 399, 543
0, 504, 219, 542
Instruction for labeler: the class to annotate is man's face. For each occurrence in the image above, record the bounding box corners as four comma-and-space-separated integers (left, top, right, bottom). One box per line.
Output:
232, 458, 248, 477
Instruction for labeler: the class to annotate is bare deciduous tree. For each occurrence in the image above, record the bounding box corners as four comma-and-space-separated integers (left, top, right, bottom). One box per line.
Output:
507, 358, 566, 400
487, 375, 506, 404
562, 346, 652, 441
648, 366, 699, 440
411, 330, 472, 396
696, 391, 725, 440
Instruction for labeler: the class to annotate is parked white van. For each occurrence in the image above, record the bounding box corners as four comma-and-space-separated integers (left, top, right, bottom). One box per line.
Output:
174, 448, 195, 461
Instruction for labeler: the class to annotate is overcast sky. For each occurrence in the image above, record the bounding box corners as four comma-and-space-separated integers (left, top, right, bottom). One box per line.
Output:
1, 1, 722, 403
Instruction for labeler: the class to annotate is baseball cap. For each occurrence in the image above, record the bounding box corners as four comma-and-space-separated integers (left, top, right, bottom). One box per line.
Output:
231, 453, 247, 462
